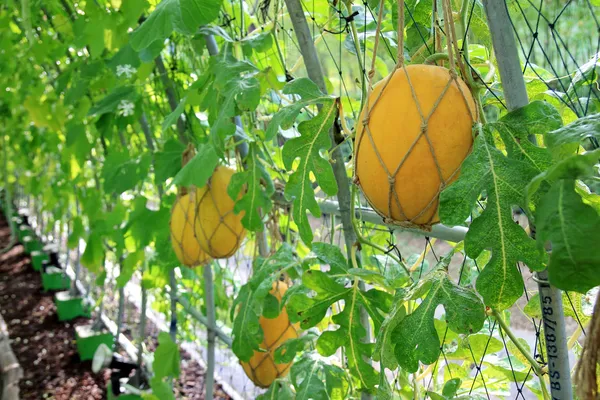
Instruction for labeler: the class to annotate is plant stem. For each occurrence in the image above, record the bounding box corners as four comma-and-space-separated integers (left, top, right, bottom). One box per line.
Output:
492, 309, 543, 376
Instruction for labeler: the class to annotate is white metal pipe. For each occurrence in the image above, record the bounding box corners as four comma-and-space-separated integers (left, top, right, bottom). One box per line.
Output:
483, 1, 571, 398
318, 200, 468, 242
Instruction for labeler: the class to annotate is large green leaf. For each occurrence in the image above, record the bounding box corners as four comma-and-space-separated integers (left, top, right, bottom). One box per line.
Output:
88, 85, 137, 116
231, 245, 297, 362
265, 78, 332, 140
287, 268, 391, 391
102, 151, 151, 195
154, 138, 186, 183
170, 143, 219, 189
391, 268, 485, 373
153, 332, 180, 379
537, 177, 600, 293
209, 53, 260, 151
81, 231, 104, 273
545, 112, 600, 157
130, 0, 179, 51
228, 143, 274, 231
440, 102, 562, 309
278, 79, 339, 245
179, 0, 222, 32
289, 353, 350, 400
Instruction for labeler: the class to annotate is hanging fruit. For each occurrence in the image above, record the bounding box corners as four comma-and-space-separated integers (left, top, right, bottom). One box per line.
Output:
194, 166, 246, 258
354, 64, 476, 228
170, 146, 211, 267
241, 280, 299, 388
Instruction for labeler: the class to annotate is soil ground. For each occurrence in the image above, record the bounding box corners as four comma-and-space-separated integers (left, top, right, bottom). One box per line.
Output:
0, 212, 231, 399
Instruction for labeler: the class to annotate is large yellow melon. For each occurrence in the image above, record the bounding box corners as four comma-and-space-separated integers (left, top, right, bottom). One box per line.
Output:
169, 192, 211, 267
241, 281, 299, 388
355, 64, 476, 227
194, 166, 246, 258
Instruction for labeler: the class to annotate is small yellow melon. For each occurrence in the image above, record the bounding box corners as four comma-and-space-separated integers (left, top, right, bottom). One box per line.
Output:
241, 281, 299, 388
355, 64, 476, 226
170, 192, 211, 267
194, 166, 246, 258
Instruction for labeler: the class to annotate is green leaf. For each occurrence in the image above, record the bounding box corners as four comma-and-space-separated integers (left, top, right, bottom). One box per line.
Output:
290, 354, 350, 400
392, 270, 485, 373
81, 231, 104, 273
171, 143, 219, 188
117, 250, 144, 287
162, 96, 187, 132
209, 54, 260, 151
525, 292, 594, 326
153, 332, 180, 379
288, 269, 390, 390
231, 245, 297, 361
440, 126, 547, 309
68, 216, 85, 249
274, 332, 317, 364
154, 138, 186, 183
227, 143, 274, 231
266, 78, 332, 140
256, 380, 295, 400
148, 376, 176, 400
537, 178, 600, 293
372, 291, 406, 370
526, 149, 600, 212
88, 85, 137, 116
545, 112, 600, 158
179, 0, 222, 32
311, 242, 349, 274
281, 91, 339, 245
130, 0, 178, 51
102, 151, 151, 195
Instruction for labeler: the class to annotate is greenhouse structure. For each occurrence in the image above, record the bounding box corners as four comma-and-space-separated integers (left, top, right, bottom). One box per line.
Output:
0, 0, 599, 399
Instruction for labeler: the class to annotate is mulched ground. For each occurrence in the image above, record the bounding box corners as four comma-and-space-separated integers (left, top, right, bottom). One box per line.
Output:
0, 215, 109, 399
0, 212, 233, 399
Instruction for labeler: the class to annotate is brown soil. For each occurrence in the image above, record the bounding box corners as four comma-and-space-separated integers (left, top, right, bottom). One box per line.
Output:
0, 211, 233, 400
0, 216, 109, 399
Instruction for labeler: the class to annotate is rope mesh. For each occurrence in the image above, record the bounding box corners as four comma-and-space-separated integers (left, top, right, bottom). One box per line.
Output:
193, 166, 246, 259
240, 279, 300, 388
353, 0, 477, 231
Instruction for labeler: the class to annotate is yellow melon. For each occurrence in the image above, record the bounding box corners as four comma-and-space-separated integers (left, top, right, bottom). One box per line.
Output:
241, 281, 299, 388
194, 166, 246, 258
170, 192, 211, 267
355, 64, 476, 227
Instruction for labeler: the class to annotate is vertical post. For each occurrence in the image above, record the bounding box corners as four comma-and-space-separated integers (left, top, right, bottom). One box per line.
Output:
282, 2, 372, 399
203, 263, 216, 399
136, 259, 148, 384
202, 33, 251, 397
483, 2, 572, 399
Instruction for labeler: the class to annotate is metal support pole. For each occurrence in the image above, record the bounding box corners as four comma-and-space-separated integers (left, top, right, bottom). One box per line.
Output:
283, 2, 371, 398
136, 261, 148, 384
483, 2, 571, 398
203, 263, 216, 400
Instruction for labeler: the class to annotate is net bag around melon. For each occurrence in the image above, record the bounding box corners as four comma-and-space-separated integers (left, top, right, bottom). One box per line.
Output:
169, 145, 211, 267
193, 165, 246, 259
354, 0, 478, 230
240, 279, 300, 388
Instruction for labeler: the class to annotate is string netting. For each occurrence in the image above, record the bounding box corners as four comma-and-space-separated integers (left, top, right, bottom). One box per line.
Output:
240, 278, 300, 388
354, 0, 477, 231
268, 0, 598, 398
193, 165, 246, 260
169, 144, 211, 267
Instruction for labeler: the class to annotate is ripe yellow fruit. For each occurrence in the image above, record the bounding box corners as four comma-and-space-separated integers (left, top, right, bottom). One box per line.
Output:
194, 166, 246, 258
170, 192, 210, 267
355, 64, 476, 226
241, 281, 299, 388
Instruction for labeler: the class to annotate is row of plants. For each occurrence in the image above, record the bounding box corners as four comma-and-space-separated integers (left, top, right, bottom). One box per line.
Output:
0, 0, 599, 398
